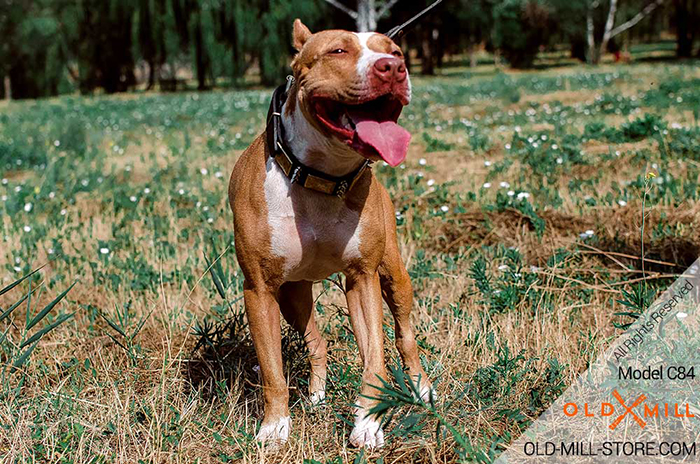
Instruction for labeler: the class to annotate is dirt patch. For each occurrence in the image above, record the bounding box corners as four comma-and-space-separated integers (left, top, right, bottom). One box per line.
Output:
426, 202, 700, 271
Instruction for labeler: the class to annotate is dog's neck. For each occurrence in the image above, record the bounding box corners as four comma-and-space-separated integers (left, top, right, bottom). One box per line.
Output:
280, 99, 366, 178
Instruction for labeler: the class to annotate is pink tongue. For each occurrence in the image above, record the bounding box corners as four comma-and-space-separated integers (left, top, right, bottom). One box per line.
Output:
352, 121, 411, 167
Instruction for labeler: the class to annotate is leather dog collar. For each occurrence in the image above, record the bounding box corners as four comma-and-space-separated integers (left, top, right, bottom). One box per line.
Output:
266, 77, 372, 198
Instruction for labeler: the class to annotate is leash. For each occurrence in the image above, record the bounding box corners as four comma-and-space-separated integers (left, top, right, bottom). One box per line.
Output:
385, 0, 444, 40
265, 77, 371, 198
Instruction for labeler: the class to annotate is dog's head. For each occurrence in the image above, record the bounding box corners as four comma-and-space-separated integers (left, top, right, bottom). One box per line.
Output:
287, 19, 411, 167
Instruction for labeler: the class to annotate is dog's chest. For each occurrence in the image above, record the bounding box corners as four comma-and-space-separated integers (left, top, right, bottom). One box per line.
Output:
264, 158, 362, 281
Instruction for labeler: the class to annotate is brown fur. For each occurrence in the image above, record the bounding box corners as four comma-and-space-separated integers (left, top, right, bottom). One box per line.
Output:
228, 20, 430, 447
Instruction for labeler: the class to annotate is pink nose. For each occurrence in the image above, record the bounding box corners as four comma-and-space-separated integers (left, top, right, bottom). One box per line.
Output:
372, 57, 406, 82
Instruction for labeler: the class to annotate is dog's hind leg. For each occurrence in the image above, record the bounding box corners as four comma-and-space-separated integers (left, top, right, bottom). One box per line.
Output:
279, 280, 328, 405
378, 200, 433, 402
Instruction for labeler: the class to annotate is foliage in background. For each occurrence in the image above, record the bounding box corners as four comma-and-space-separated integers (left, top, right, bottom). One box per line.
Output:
492, 0, 551, 68
1, 0, 699, 98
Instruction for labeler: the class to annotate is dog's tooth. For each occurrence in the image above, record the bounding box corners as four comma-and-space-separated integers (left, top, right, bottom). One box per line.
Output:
340, 113, 351, 129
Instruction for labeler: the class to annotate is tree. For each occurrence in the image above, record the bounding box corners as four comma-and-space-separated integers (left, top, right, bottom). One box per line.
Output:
587, 0, 667, 63
674, 0, 699, 57
493, 0, 551, 68
0, 0, 66, 99
322, 0, 400, 31
213, 0, 257, 84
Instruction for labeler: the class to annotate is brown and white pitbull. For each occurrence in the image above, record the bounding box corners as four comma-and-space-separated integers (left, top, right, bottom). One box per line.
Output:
228, 19, 432, 449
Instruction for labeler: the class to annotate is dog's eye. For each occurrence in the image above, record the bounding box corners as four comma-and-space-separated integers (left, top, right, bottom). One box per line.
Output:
392, 50, 402, 57
329, 48, 346, 55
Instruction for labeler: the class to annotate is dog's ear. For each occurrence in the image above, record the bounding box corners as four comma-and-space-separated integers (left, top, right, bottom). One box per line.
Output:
293, 19, 312, 51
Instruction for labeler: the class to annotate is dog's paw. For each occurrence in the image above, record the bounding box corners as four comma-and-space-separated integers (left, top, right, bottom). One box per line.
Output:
309, 389, 326, 406
349, 414, 384, 449
417, 383, 437, 403
256, 416, 291, 447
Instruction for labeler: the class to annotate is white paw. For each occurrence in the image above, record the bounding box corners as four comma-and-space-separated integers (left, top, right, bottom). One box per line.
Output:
349, 414, 384, 449
256, 416, 291, 446
418, 384, 436, 403
309, 390, 326, 406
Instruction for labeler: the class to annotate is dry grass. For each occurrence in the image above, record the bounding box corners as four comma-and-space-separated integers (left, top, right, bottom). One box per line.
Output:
1, 59, 699, 463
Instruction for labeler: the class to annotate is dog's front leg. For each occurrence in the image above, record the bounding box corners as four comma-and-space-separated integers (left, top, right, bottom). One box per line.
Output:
345, 270, 388, 449
244, 282, 290, 446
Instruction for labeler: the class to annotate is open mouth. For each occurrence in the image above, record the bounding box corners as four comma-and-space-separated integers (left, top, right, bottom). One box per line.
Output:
313, 94, 411, 167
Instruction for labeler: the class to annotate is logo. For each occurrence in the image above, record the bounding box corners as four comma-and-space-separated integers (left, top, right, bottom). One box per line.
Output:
563, 390, 695, 430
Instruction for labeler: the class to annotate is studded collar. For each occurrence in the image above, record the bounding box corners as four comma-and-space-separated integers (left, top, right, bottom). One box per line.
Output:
265, 77, 371, 198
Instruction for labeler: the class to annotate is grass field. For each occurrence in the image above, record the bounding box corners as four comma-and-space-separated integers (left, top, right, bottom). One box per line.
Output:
1, 59, 699, 463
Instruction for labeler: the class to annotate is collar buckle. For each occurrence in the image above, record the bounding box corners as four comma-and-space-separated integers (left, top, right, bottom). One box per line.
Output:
335, 180, 349, 198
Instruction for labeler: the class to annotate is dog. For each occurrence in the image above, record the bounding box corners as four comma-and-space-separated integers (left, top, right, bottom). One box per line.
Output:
228, 19, 432, 449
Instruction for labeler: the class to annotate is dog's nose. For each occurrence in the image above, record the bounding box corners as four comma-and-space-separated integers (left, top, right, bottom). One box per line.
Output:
373, 57, 406, 82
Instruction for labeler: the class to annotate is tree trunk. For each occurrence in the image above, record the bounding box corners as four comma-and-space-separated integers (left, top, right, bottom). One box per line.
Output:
599, 0, 619, 62
675, 0, 692, 57
357, 0, 377, 32
468, 34, 478, 68
421, 26, 434, 75
8, 62, 36, 99
434, 28, 443, 69
146, 61, 156, 90
587, 0, 599, 63
194, 13, 208, 90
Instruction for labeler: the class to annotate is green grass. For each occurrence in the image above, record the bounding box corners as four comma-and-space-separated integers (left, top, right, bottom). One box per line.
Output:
0, 59, 699, 463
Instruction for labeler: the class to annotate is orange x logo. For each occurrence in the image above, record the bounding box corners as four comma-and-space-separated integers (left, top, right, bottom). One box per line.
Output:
610, 390, 647, 430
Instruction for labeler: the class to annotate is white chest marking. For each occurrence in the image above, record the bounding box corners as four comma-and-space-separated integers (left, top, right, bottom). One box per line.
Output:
263, 157, 363, 281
